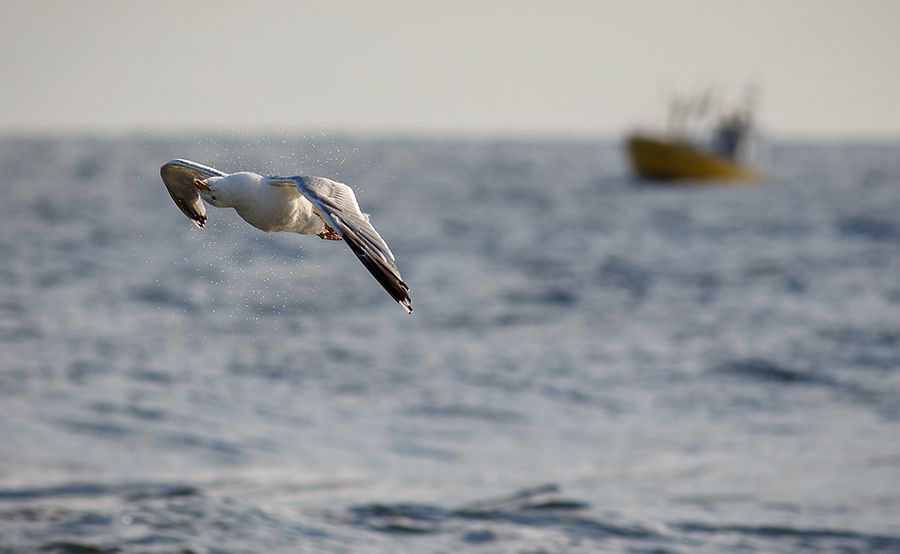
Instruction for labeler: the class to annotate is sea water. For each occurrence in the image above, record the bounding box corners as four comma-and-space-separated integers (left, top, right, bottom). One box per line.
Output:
1, 135, 899, 553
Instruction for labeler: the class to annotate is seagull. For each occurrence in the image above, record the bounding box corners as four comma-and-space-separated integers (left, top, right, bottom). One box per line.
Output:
160, 159, 412, 314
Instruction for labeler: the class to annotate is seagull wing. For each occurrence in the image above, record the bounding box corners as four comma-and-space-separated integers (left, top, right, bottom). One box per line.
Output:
160, 159, 227, 228
269, 176, 412, 314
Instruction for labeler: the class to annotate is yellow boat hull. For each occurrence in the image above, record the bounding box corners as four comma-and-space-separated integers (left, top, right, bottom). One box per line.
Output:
626, 134, 761, 182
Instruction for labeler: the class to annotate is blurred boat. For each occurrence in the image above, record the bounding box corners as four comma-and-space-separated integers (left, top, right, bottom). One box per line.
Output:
626, 133, 761, 182
626, 88, 762, 183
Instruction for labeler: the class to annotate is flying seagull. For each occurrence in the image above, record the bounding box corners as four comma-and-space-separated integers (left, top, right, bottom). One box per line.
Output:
160, 159, 412, 314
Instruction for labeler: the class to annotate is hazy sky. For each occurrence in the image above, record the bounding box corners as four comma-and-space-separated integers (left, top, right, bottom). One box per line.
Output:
2, 0, 898, 137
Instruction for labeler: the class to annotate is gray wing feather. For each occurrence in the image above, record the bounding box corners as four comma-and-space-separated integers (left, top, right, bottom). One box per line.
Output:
160, 159, 226, 227
272, 176, 412, 314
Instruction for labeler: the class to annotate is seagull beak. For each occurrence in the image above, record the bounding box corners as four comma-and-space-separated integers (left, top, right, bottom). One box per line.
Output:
193, 178, 211, 191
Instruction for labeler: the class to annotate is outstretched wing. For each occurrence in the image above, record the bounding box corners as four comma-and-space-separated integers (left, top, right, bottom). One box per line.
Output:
160, 159, 227, 228
270, 176, 413, 314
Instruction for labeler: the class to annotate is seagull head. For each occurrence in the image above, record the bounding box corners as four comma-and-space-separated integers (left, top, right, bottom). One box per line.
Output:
193, 177, 225, 207
193, 175, 243, 208
194, 172, 266, 208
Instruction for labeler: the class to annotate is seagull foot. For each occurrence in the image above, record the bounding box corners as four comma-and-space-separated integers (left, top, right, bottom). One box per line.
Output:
317, 224, 342, 241
193, 178, 210, 191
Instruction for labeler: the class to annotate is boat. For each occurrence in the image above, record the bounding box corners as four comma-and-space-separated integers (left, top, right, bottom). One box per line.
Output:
626, 133, 761, 182
626, 89, 762, 183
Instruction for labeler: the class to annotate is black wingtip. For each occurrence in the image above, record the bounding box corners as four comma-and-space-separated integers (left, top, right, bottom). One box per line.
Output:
324, 210, 412, 314
352, 250, 412, 314
174, 198, 206, 228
